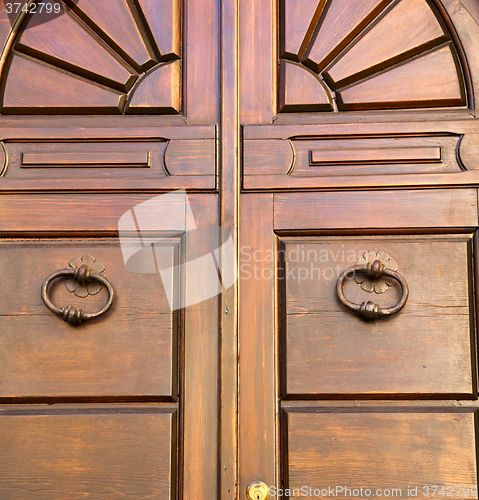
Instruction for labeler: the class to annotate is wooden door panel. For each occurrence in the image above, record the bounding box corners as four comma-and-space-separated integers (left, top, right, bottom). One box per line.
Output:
0, 239, 178, 399
239, 0, 479, 498
300, 0, 393, 73
0, 123, 216, 191
239, 189, 479, 494
273, 189, 478, 230
336, 45, 465, 110
136, 0, 181, 59
0, 407, 177, 500
16, 11, 136, 92
283, 410, 477, 499
127, 61, 181, 113
323, 0, 449, 89
280, 0, 467, 112
282, 235, 475, 398
243, 122, 479, 190
68, 0, 156, 70
0, 0, 218, 120
4, 54, 125, 113
0, 0, 221, 498
242, 0, 479, 191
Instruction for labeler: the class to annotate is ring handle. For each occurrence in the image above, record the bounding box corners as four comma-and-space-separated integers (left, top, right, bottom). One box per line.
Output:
336, 259, 409, 320
41, 264, 114, 325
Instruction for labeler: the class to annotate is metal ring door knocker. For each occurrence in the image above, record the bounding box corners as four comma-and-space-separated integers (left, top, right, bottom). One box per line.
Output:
336, 251, 409, 321
41, 256, 114, 326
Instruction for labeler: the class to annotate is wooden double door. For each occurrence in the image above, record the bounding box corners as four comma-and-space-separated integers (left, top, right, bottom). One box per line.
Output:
1, 0, 479, 498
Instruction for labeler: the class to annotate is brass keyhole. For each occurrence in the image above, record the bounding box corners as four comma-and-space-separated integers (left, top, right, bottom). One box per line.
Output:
246, 481, 269, 500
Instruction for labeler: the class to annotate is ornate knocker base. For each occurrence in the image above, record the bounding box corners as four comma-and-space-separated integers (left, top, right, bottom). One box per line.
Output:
41, 256, 114, 326
336, 252, 409, 321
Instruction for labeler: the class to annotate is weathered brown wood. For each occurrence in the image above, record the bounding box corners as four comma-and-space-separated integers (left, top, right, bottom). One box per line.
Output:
182, 194, 220, 500
67, 0, 154, 70
304, 0, 393, 73
185, 0, 219, 123
128, 61, 181, 113
240, 0, 273, 123
244, 134, 462, 183
1, 0, 479, 498
243, 118, 479, 188
244, 116, 479, 139
0, 136, 216, 189
310, 146, 442, 165
244, 170, 479, 190
3, 55, 123, 114
325, 0, 448, 89
0, 410, 177, 499
0, 193, 185, 233
136, 0, 181, 59
0, 122, 214, 139
440, 0, 479, 111
239, 194, 278, 493
22, 151, 150, 167
17, 8, 136, 92
280, 0, 327, 61
281, 235, 475, 398
219, 0, 239, 493
337, 45, 466, 110
165, 139, 216, 176
0, 238, 178, 399
274, 189, 478, 230
279, 60, 333, 112
283, 410, 477, 495
243, 139, 294, 176
0, 4, 10, 57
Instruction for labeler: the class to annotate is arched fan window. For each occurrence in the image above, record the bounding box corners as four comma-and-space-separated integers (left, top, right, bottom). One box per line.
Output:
0, 0, 181, 114
279, 0, 468, 112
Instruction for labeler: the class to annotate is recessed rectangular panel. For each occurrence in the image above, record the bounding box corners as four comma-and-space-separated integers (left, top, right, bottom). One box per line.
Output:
283, 410, 477, 497
281, 235, 475, 397
9, 141, 165, 177
0, 239, 179, 399
0, 410, 177, 499
310, 146, 441, 165
23, 151, 150, 167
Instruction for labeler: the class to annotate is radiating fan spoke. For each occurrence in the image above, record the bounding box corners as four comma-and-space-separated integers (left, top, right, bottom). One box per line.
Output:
280, 0, 327, 62
63, 0, 156, 71
336, 45, 466, 110
3, 55, 124, 114
324, 0, 449, 90
16, 5, 137, 92
303, 0, 394, 73
135, 0, 181, 61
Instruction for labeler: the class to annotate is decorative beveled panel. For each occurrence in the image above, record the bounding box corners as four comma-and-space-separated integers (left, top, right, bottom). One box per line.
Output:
280, 234, 475, 398
0, 125, 216, 191
0, 238, 179, 399
1, 0, 182, 114
279, 0, 467, 112
242, 121, 479, 190
282, 410, 477, 497
0, 409, 177, 499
